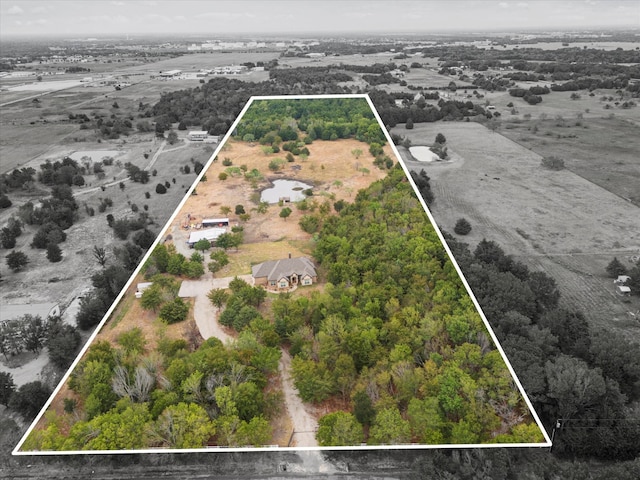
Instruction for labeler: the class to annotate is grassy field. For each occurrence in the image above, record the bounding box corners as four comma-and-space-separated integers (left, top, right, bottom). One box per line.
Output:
392, 120, 640, 341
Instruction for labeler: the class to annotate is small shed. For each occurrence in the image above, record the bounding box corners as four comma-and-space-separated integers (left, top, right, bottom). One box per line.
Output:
135, 282, 153, 299
616, 285, 631, 297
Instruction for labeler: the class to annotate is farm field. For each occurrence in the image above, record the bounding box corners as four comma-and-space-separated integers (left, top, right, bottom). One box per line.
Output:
392, 121, 640, 340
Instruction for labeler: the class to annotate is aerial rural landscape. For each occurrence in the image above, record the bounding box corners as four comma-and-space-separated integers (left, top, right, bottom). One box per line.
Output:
1, 0, 639, 477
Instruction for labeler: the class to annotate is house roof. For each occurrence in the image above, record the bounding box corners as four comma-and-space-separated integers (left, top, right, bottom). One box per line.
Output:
252, 257, 316, 282
187, 227, 226, 244
0, 303, 58, 323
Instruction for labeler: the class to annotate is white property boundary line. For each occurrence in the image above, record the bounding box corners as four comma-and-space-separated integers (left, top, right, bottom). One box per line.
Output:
13, 93, 551, 456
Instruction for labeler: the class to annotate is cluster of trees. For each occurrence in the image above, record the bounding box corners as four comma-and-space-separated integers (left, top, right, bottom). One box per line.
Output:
272, 167, 542, 445
146, 243, 204, 280
124, 162, 150, 184
38, 157, 86, 187
2, 315, 81, 369
0, 166, 36, 193
440, 233, 640, 459
607, 256, 640, 295
509, 87, 547, 105
24, 324, 280, 450
268, 67, 352, 85
17, 184, 78, 230
369, 90, 488, 127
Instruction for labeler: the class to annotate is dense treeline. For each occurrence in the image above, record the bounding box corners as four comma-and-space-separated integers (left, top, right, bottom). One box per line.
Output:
235, 98, 387, 146
150, 77, 351, 136
442, 233, 640, 460
150, 74, 488, 139
420, 45, 640, 65
268, 67, 352, 85
274, 166, 542, 445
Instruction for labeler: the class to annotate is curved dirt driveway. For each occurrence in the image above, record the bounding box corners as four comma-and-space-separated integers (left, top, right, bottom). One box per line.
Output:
179, 274, 318, 446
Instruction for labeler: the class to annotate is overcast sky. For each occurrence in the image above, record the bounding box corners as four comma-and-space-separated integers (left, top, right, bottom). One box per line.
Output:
1, 0, 638, 38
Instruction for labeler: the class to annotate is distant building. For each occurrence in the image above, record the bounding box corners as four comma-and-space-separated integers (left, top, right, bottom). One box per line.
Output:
0, 303, 60, 324
159, 70, 182, 79
614, 275, 631, 285
188, 131, 208, 141
252, 256, 317, 290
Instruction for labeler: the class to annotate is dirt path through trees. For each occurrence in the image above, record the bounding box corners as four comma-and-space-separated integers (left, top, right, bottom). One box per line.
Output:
278, 349, 318, 447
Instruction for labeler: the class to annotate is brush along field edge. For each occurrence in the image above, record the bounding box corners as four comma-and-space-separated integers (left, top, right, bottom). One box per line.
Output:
13, 94, 551, 455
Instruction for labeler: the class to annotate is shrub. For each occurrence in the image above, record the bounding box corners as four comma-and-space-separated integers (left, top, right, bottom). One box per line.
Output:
541, 156, 565, 170
159, 298, 189, 324
156, 183, 167, 194
46, 243, 63, 262
454, 218, 472, 235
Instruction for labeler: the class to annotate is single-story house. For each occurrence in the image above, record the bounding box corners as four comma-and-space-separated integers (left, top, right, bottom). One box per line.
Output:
187, 227, 226, 248
188, 130, 208, 141
252, 256, 317, 290
0, 302, 60, 324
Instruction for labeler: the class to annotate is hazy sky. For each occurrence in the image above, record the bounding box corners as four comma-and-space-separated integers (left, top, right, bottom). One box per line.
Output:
1, 0, 638, 38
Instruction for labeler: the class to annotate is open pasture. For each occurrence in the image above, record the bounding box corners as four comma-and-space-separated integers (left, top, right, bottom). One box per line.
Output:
393, 121, 640, 339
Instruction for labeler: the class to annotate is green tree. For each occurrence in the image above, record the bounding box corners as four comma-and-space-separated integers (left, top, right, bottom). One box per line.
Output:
207, 288, 230, 311
435, 133, 446, 144
116, 327, 147, 356
140, 285, 164, 311
317, 411, 364, 446
83, 402, 152, 450
236, 416, 271, 446
194, 239, 211, 252
6, 250, 28, 272
368, 406, 411, 445
279, 207, 292, 221
352, 390, 375, 427
407, 397, 445, 444
159, 298, 190, 324
149, 402, 215, 448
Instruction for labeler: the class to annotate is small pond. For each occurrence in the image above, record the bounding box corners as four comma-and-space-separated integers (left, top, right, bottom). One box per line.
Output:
260, 179, 313, 204
409, 146, 439, 163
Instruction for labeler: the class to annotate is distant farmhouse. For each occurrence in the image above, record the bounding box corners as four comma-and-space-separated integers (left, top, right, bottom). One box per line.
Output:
252, 256, 317, 290
0, 303, 60, 324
